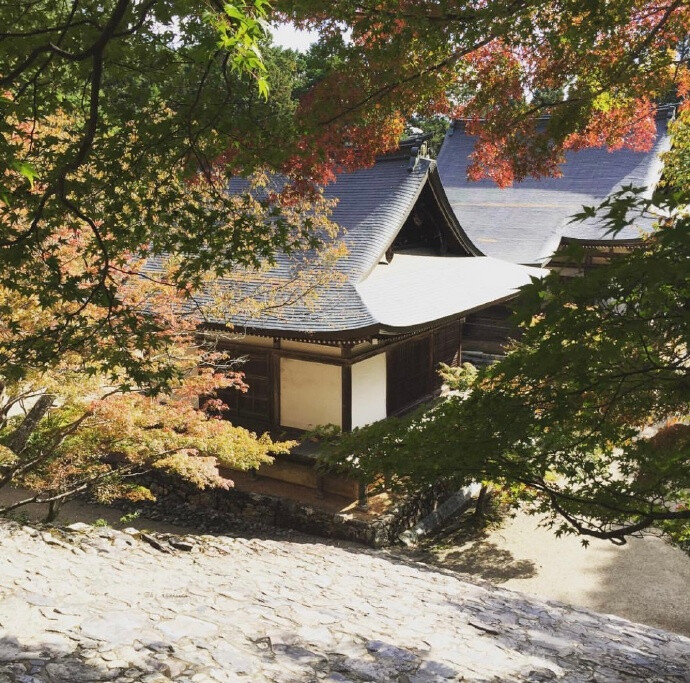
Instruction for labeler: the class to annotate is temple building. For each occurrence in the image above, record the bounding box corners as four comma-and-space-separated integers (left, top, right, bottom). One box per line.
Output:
436, 111, 672, 272
145, 117, 673, 508
147, 138, 541, 500
201, 139, 541, 439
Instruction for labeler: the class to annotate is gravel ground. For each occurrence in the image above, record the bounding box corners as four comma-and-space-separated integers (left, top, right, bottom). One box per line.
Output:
3, 485, 690, 638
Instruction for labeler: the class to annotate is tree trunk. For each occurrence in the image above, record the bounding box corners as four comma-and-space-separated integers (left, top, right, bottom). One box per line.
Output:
44, 498, 62, 523
4, 394, 54, 454
474, 483, 492, 517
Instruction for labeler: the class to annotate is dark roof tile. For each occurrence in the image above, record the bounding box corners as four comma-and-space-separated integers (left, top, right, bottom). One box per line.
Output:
146, 149, 543, 337
437, 117, 671, 265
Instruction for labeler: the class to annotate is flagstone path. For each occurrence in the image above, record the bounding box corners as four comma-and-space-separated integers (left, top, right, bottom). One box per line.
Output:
0, 519, 688, 682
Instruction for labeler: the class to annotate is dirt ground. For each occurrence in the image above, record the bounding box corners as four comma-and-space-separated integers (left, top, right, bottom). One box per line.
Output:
3, 486, 690, 638
405, 506, 690, 638
0, 487, 192, 535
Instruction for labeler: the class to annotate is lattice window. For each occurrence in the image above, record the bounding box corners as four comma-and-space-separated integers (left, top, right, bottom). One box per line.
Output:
433, 321, 461, 371
215, 349, 271, 424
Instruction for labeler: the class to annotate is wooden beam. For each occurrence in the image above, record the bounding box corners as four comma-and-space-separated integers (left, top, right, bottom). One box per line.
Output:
204, 319, 469, 367
220, 341, 346, 367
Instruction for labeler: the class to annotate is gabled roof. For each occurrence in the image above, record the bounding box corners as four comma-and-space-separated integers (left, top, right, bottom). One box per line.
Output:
148, 142, 543, 340
437, 114, 672, 266
320, 140, 482, 282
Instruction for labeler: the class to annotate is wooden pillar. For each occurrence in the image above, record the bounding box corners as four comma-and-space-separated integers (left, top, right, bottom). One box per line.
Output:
427, 329, 435, 394
458, 318, 464, 365
341, 362, 352, 433
357, 481, 369, 511
270, 338, 281, 427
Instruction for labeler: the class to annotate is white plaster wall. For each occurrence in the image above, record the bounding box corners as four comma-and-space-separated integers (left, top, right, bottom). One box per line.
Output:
351, 354, 387, 429
280, 358, 342, 430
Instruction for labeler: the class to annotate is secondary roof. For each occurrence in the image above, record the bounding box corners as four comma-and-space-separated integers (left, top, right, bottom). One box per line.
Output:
357, 254, 542, 332
436, 115, 672, 265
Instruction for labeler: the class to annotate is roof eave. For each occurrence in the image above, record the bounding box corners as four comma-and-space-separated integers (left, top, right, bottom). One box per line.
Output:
557, 236, 644, 248
199, 321, 382, 343
198, 289, 525, 343
376, 291, 525, 337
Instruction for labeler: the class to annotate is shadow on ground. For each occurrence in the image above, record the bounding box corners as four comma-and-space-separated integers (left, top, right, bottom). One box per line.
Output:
0, 486, 530, 584
417, 540, 538, 582
581, 531, 690, 637
0, 635, 204, 681
400, 507, 538, 583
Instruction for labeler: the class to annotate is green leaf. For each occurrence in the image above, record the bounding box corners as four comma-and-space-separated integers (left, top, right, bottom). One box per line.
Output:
11, 161, 38, 189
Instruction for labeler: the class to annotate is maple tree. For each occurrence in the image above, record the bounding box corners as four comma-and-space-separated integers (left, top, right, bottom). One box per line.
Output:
0, 264, 297, 522
0, 104, 342, 520
0, 1, 352, 519
0, 377, 290, 523
282, 0, 690, 183
0, 1, 350, 390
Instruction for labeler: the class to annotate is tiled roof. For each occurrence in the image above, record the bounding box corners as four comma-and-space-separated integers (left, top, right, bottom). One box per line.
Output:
146, 146, 543, 338
437, 116, 672, 265
327, 156, 432, 281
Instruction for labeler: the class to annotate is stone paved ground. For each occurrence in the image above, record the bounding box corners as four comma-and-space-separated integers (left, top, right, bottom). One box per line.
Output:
0, 520, 688, 682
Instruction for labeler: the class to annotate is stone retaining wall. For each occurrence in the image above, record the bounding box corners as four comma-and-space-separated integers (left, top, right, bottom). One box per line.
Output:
123, 472, 455, 547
